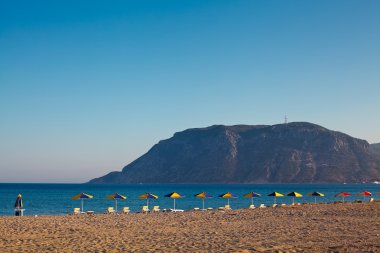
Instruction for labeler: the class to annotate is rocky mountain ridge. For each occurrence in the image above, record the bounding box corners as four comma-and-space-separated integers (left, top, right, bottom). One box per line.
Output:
89, 122, 380, 184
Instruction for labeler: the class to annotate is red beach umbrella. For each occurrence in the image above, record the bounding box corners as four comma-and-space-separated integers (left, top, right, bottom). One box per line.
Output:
357, 191, 372, 197
357, 191, 372, 201
335, 192, 350, 203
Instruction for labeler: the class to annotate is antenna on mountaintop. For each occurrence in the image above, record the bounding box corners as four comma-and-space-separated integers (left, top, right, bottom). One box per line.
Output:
284, 115, 288, 124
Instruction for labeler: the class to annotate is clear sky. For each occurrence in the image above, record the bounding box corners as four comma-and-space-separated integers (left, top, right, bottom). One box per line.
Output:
1, 0, 379, 183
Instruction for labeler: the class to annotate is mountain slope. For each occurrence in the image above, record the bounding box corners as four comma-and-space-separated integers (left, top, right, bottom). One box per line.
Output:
370, 143, 380, 155
89, 122, 380, 184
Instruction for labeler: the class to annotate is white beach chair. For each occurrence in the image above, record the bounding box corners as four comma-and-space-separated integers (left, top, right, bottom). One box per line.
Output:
106, 207, 115, 214
259, 204, 266, 208
123, 207, 130, 214
141, 206, 149, 213
73, 208, 81, 215
152, 206, 160, 212
249, 204, 255, 209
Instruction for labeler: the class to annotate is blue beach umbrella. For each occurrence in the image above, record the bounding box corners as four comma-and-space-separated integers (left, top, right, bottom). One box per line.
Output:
138, 193, 158, 209
165, 192, 185, 210
72, 192, 93, 212
14, 194, 23, 209
106, 193, 126, 212
243, 192, 261, 205
195, 192, 213, 210
219, 192, 237, 206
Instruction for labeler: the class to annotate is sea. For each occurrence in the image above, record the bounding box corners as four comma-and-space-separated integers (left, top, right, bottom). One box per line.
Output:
0, 183, 379, 216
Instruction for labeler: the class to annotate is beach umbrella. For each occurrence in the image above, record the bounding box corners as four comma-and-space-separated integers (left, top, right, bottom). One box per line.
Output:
219, 192, 237, 206
357, 191, 372, 201
307, 192, 325, 203
194, 192, 213, 210
165, 192, 185, 210
106, 193, 126, 212
14, 194, 23, 209
267, 192, 284, 204
243, 192, 261, 205
72, 192, 93, 212
138, 193, 158, 209
335, 192, 350, 203
286, 192, 303, 205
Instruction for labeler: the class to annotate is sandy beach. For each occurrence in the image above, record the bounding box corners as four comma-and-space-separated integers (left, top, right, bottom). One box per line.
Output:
0, 203, 379, 252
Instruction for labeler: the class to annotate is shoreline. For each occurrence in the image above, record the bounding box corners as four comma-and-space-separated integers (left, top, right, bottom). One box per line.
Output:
1, 202, 379, 252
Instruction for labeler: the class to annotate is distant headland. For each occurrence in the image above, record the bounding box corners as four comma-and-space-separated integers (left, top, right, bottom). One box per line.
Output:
89, 122, 380, 184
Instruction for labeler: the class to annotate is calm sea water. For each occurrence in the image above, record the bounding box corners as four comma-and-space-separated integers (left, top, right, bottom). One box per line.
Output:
0, 183, 379, 216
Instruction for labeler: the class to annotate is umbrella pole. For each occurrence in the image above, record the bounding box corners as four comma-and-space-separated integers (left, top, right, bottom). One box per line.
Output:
251, 197, 253, 206
292, 197, 295, 205
115, 199, 118, 212
342, 196, 345, 203
202, 198, 205, 210
147, 198, 149, 208
228, 198, 230, 206
174, 199, 176, 210
81, 199, 84, 212
314, 197, 317, 204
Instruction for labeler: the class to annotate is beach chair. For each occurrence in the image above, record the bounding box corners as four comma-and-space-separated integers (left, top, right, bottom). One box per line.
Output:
248, 204, 255, 209
369, 198, 374, 203
107, 207, 115, 214
224, 205, 232, 210
122, 207, 130, 214
73, 208, 81, 215
259, 204, 266, 208
207, 207, 213, 211
152, 206, 160, 212
272, 204, 278, 208
141, 206, 149, 213
193, 207, 200, 211
281, 204, 287, 207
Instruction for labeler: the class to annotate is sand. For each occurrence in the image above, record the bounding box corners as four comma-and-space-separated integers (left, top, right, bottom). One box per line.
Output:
0, 203, 379, 252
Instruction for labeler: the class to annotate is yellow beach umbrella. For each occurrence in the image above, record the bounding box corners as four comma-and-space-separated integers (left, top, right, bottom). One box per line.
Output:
106, 193, 126, 212
72, 193, 93, 212
243, 192, 261, 205
165, 192, 185, 210
267, 192, 284, 204
219, 192, 237, 206
194, 192, 213, 210
307, 192, 325, 203
138, 193, 158, 208
286, 192, 303, 205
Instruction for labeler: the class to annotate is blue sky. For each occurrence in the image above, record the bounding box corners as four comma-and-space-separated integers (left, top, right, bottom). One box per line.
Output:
1, 0, 379, 183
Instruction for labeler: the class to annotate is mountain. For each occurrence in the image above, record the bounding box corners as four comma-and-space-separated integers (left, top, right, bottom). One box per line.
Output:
89, 122, 380, 184
370, 143, 380, 155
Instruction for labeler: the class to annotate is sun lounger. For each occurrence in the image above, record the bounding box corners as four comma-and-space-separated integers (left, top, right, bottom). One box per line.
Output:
272, 204, 278, 208
193, 207, 200, 211
207, 207, 213, 211
122, 207, 130, 214
259, 204, 266, 208
106, 207, 115, 214
141, 206, 149, 213
169, 209, 184, 212
152, 206, 160, 212
369, 198, 374, 203
224, 205, 232, 210
280, 204, 286, 207
248, 204, 255, 209
73, 208, 81, 215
